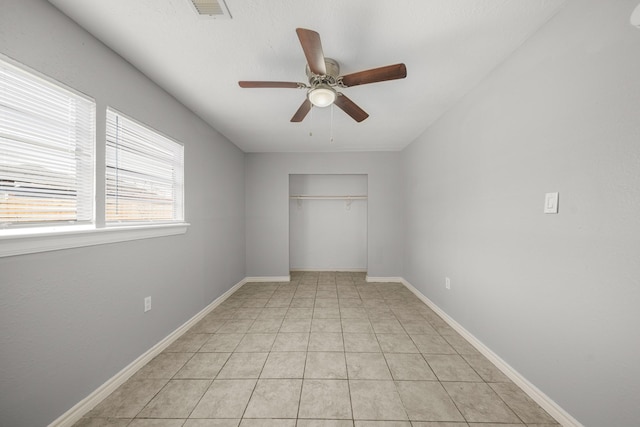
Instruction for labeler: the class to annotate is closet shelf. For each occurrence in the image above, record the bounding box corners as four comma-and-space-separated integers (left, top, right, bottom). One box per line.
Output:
289, 195, 368, 200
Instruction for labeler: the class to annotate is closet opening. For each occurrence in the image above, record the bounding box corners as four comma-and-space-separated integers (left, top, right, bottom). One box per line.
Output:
289, 174, 368, 273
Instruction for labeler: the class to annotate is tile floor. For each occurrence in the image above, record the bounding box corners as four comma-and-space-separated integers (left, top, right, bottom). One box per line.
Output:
75, 271, 560, 427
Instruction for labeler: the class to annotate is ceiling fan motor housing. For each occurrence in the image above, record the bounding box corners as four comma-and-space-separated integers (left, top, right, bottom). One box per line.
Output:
306, 57, 340, 87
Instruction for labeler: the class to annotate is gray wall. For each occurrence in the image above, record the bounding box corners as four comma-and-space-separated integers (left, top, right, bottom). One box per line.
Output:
0, 1, 245, 426
401, 0, 640, 425
246, 152, 402, 278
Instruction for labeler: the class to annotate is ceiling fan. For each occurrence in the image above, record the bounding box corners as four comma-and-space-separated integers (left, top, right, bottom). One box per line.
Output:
239, 28, 407, 123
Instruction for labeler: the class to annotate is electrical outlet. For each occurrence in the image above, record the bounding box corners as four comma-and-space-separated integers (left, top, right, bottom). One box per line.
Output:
445, 277, 451, 290
144, 296, 152, 312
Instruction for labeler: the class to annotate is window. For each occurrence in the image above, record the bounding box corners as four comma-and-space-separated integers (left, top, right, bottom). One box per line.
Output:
0, 57, 187, 258
106, 108, 184, 224
0, 57, 95, 232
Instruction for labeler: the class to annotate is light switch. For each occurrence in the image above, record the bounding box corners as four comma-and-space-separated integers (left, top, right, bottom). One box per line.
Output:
544, 192, 559, 214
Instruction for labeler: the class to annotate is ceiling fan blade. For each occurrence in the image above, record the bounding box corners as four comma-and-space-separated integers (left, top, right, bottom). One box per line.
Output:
334, 94, 369, 123
296, 28, 326, 75
291, 99, 312, 122
239, 81, 305, 89
340, 63, 407, 87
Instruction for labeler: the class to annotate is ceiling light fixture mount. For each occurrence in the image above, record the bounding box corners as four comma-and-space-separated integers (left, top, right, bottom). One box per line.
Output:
306, 57, 341, 107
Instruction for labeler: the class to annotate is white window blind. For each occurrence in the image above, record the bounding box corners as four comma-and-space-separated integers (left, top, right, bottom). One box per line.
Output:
0, 58, 95, 228
106, 108, 184, 224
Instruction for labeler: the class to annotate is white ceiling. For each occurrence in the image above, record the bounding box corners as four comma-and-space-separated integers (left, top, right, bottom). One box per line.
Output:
48, 0, 566, 153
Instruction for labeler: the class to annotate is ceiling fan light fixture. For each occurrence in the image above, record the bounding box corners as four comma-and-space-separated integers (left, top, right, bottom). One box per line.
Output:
308, 84, 336, 107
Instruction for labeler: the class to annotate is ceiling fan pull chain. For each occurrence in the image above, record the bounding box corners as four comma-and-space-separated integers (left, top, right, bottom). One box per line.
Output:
330, 104, 335, 144
309, 105, 314, 136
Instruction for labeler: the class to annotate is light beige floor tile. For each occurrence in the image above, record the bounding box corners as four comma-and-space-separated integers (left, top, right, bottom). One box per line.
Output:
384, 353, 436, 381
190, 379, 256, 418
174, 352, 230, 379
85, 275, 558, 426
442, 334, 479, 355
366, 308, 397, 319
489, 382, 558, 424
72, 418, 131, 427
257, 307, 288, 319
216, 352, 268, 379
349, 380, 407, 421
280, 318, 312, 333
371, 319, 405, 334
339, 307, 368, 319
343, 333, 381, 352
308, 332, 344, 351
234, 333, 276, 352
190, 318, 227, 334
247, 318, 282, 333
466, 424, 523, 427
272, 332, 309, 351
311, 318, 343, 332
339, 298, 363, 308
346, 352, 392, 380
164, 333, 212, 352
286, 307, 314, 319
87, 378, 168, 418
265, 298, 292, 308
298, 380, 352, 419
376, 333, 419, 353
341, 319, 373, 333
239, 420, 296, 427
442, 382, 520, 423
354, 422, 411, 427
217, 319, 254, 334
183, 420, 240, 427
243, 379, 302, 418
291, 298, 315, 308
232, 308, 263, 320
398, 320, 438, 335
313, 307, 341, 318
200, 334, 244, 352
424, 354, 482, 382
410, 334, 456, 354
315, 298, 339, 308
316, 290, 338, 299
296, 421, 353, 427
410, 423, 470, 427
261, 352, 306, 378
128, 420, 185, 427
138, 379, 209, 418
132, 353, 193, 379
395, 381, 465, 422
241, 298, 269, 308
462, 354, 510, 382
304, 352, 347, 379
359, 297, 385, 305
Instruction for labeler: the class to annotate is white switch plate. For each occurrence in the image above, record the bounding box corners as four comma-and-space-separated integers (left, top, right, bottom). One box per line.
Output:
144, 296, 152, 312
445, 277, 451, 290
544, 192, 559, 214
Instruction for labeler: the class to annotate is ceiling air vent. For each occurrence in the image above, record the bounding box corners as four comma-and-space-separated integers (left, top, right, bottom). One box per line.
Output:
187, 0, 232, 19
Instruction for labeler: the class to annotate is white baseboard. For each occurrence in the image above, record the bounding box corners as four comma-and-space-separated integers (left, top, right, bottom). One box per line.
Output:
365, 276, 403, 283
400, 278, 583, 427
245, 276, 291, 282
49, 277, 247, 427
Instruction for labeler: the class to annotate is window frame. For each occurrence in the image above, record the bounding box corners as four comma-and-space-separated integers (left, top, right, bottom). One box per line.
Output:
0, 55, 96, 230
105, 107, 185, 226
0, 55, 188, 259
